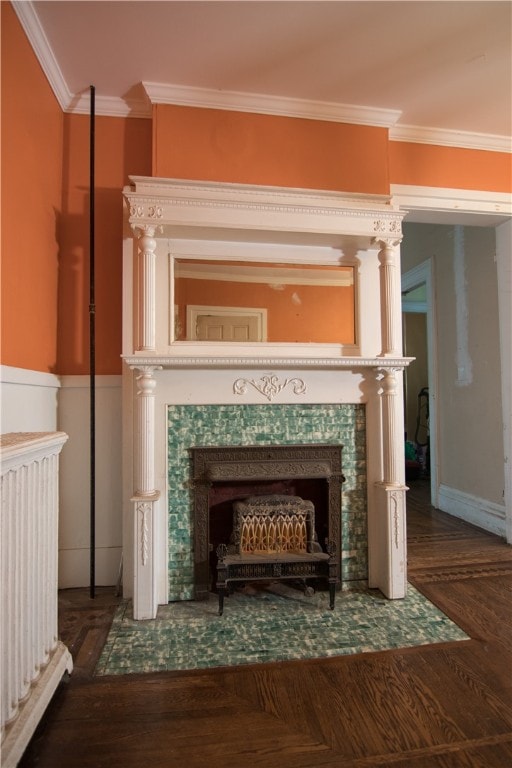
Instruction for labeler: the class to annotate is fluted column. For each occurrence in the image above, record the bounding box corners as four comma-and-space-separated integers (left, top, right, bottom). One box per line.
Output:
135, 226, 158, 351
380, 368, 405, 486
130, 365, 161, 619
377, 238, 402, 357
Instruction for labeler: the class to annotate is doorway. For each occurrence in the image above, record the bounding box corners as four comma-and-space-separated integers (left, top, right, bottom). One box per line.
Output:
401, 260, 438, 507
186, 305, 267, 341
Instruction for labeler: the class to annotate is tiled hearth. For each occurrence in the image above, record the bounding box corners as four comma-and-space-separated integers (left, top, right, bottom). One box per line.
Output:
96, 582, 469, 675
167, 403, 366, 601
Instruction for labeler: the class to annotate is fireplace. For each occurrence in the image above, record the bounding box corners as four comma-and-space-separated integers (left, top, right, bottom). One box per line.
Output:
122, 177, 411, 619
191, 444, 345, 599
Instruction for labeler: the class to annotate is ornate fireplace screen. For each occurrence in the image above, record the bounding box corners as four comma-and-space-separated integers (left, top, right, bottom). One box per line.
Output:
236, 496, 312, 554
191, 444, 344, 600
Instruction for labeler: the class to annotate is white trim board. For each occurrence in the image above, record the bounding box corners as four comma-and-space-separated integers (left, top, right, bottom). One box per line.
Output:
1, 364, 60, 388
438, 484, 506, 538
143, 81, 400, 128
389, 126, 510, 153
1, 365, 61, 434
391, 185, 512, 227
59, 546, 122, 589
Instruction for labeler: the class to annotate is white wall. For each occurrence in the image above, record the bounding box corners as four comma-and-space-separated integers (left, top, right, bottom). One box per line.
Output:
58, 376, 123, 587
0, 366, 123, 587
401, 223, 507, 536
496, 220, 512, 543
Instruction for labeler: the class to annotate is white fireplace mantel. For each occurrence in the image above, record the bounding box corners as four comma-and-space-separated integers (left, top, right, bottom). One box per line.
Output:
122, 177, 410, 620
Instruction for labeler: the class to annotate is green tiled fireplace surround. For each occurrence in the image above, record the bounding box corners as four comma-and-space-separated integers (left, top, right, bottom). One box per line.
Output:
167, 403, 367, 602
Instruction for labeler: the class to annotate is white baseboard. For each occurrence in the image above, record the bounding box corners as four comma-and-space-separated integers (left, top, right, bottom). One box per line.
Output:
438, 483, 506, 538
59, 546, 123, 588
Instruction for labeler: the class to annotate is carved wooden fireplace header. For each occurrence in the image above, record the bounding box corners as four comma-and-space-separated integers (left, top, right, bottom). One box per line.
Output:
191, 444, 345, 599
122, 176, 411, 620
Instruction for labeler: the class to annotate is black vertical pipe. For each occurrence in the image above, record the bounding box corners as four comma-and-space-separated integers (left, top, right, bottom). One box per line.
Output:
89, 85, 96, 599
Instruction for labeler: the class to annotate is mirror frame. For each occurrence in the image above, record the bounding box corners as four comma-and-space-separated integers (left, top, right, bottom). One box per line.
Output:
168, 240, 360, 354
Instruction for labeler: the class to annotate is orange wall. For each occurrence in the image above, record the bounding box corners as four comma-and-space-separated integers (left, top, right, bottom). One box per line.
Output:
389, 141, 511, 192
58, 114, 152, 375
153, 104, 390, 193
4, 7, 510, 377
1, 2, 63, 373
1, 5, 152, 376
153, 105, 511, 194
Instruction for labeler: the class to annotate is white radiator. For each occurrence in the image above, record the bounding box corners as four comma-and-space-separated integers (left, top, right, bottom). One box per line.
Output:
1, 432, 73, 767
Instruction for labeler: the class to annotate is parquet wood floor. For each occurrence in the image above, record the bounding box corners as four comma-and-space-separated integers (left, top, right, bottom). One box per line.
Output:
17, 479, 512, 767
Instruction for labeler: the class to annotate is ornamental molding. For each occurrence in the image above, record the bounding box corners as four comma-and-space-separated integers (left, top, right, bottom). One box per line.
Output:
233, 374, 306, 401
123, 355, 413, 370
127, 196, 403, 223
130, 206, 164, 221
136, 501, 151, 566
125, 176, 392, 206
377, 484, 408, 550
374, 236, 403, 251
206, 460, 333, 482
391, 492, 400, 549
123, 177, 405, 241
0, 432, 68, 474
125, 196, 404, 234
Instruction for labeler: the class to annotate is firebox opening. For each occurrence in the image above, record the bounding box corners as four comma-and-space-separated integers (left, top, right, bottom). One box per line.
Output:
191, 444, 344, 601
208, 477, 330, 592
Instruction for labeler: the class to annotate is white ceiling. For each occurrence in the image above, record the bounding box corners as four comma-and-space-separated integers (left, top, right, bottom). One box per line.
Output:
14, 1, 512, 151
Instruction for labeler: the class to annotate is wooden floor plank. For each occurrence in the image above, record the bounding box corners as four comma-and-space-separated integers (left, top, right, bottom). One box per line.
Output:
17, 480, 512, 768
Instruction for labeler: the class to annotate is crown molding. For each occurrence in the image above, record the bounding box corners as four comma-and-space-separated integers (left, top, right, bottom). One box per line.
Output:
142, 82, 402, 128
12, 0, 72, 111
390, 124, 511, 153
12, 1, 151, 118
67, 92, 151, 119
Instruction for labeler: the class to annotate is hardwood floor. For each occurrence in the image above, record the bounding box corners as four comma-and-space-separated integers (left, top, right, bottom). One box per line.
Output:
18, 480, 512, 767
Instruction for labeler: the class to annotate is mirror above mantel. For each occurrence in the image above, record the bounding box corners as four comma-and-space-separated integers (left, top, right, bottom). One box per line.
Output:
173, 258, 356, 345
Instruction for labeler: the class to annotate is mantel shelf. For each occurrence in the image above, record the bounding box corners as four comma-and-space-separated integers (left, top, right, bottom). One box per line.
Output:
123, 354, 413, 370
